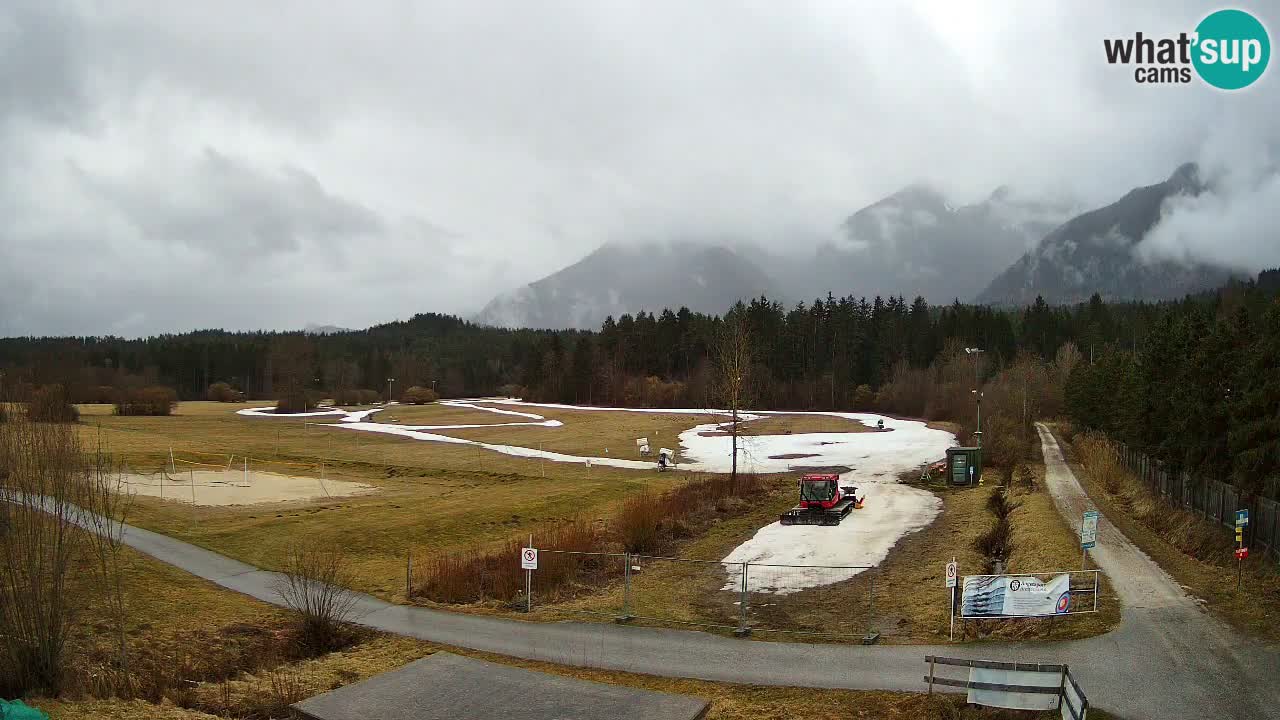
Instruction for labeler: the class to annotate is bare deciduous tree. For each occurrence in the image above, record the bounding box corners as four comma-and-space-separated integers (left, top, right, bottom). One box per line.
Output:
273, 544, 360, 652
713, 305, 753, 491
0, 408, 129, 697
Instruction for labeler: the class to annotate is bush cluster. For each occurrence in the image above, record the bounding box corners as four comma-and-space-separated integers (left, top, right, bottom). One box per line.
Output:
206, 382, 242, 402
332, 388, 381, 406
114, 386, 178, 416
27, 384, 79, 423
400, 386, 439, 404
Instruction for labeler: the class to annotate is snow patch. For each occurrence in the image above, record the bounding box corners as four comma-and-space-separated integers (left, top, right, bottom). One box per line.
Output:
237, 397, 956, 591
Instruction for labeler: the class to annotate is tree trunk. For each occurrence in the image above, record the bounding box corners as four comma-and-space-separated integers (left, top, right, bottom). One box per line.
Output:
731, 406, 739, 492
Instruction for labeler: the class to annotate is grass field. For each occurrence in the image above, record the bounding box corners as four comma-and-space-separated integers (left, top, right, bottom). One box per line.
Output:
386, 400, 713, 458
75, 401, 893, 600
70, 402, 1117, 644
526, 470, 1119, 643
39, 549, 1122, 720
77, 401, 696, 598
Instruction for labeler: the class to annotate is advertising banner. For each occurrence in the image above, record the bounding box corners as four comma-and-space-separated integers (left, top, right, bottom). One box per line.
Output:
960, 573, 1073, 618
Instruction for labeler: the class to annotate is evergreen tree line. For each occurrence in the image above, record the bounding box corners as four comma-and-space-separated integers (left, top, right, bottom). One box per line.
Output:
1065, 273, 1280, 498
1, 273, 1277, 488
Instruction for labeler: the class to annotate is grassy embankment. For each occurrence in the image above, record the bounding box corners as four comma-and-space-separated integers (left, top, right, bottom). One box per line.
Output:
72, 401, 1115, 645
433, 459, 1119, 644
39, 548, 1121, 720
1060, 426, 1280, 644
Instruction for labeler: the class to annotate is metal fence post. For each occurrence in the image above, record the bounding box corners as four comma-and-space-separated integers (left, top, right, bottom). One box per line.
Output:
863, 571, 880, 644
735, 562, 751, 637
406, 549, 412, 599
616, 552, 634, 623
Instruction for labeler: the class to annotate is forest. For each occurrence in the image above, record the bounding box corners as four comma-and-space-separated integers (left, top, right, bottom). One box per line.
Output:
1, 270, 1277, 488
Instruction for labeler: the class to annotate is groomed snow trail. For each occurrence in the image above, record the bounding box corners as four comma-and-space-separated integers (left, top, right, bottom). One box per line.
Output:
240, 399, 954, 588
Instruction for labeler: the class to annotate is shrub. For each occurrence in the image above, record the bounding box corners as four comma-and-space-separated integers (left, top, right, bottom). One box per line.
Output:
401, 386, 439, 405
206, 382, 241, 402
275, 389, 323, 414
1075, 432, 1233, 561
332, 387, 382, 406
26, 385, 79, 423
273, 545, 359, 653
617, 492, 665, 553
852, 384, 875, 410
416, 521, 604, 604
89, 385, 117, 404
114, 386, 177, 416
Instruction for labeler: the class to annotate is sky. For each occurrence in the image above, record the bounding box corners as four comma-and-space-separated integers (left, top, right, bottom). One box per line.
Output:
1, 0, 1277, 336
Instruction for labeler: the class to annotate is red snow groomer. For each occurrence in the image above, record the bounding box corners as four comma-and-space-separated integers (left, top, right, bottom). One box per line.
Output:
779, 473, 863, 526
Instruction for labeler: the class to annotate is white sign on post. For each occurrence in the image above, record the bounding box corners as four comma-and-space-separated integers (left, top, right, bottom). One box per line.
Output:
521, 547, 538, 570
946, 558, 958, 641
1081, 511, 1099, 550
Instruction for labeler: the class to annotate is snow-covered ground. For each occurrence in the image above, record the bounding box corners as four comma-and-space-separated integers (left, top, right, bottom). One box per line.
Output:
237, 405, 349, 418
722, 482, 942, 593
237, 397, 955, 591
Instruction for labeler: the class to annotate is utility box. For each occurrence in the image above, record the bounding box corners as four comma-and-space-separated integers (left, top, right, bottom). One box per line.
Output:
947, 447, 983, 486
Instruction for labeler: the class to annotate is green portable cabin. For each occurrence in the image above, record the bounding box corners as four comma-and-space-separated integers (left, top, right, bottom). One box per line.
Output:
946, 446, 982, 486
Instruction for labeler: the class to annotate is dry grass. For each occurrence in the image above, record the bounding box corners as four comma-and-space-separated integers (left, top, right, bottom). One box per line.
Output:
957, 465, 1121, 642
411, 464, 1118, 645
33, 698, 225, 719
396, 401, 712, 458
1074, 432, 1232, 559
41, 546, 1128, 720
415, 474, 764, 605
535, 477, 990, 641
416, 520, 605, 604
74, 401, 693, 600
1063, 427, 1280, 644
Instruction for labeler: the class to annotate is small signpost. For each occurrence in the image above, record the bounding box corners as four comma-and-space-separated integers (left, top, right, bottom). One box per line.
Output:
946, 559, 958, 641
521, 546, 539, 570
1234, 509, 1248, 590
521, 541, 537, 612
1081, 510, 1099, 569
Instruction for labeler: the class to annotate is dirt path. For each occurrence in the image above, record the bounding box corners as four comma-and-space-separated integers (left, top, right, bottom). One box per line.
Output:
1035, 423, 1280, 719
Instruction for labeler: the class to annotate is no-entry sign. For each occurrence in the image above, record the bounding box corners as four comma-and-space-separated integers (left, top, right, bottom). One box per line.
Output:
521, 547, 538, 570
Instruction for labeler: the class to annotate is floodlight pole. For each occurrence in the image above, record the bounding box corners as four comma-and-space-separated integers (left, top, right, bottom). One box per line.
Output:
965, 348, 985, 447
387, 377, 395, 404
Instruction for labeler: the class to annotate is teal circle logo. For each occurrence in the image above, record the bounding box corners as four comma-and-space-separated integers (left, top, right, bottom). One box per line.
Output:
1193, 9, 1270, 90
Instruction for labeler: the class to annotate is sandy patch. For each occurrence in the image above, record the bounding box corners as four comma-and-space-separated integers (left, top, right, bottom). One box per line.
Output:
121, 469, 377, 506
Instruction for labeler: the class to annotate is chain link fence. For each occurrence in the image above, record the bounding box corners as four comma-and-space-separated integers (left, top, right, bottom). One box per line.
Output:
516, 550, 881, 640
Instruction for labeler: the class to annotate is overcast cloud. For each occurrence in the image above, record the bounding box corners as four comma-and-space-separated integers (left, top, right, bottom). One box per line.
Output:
1, 0, 1277, 336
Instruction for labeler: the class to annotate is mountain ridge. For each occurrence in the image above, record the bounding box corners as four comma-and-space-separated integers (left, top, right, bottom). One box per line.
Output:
976, 163, 1242, 306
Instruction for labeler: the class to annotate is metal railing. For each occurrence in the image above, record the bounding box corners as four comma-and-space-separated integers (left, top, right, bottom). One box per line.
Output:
925, 656, 1089, 719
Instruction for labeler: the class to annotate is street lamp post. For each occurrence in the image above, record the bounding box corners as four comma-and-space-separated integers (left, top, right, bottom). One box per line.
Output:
965, 348, 985, 448
387, 377, 395, 404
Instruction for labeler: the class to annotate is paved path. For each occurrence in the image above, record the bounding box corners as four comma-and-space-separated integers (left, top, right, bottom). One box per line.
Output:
103, 427, 1280, 719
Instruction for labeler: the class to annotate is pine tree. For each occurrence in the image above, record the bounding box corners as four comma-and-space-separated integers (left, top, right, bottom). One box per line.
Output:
1229, 303, 1280, 496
